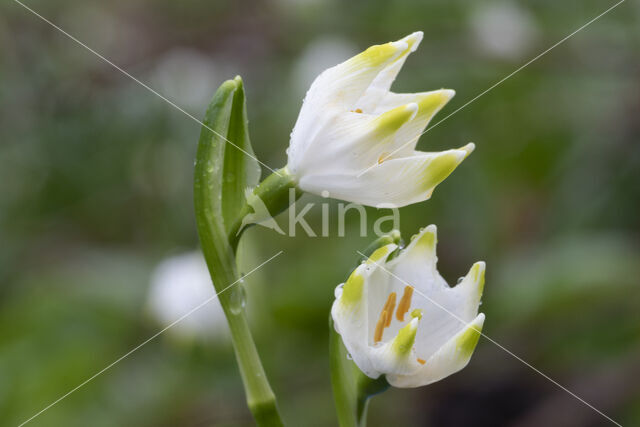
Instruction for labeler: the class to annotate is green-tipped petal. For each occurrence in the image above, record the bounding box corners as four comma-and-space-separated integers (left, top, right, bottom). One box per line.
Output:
299, 32, 422, 113
353, 41, 406, 68
369, 317, 422, 377
341, 266, 366, 306
391, 317, 419, 357
411, 225, 437, 254
374, 103, 419, 138
449, 260, 486, 321
421, 150, 465, 193
387, 314, 485, 388
456, 316, 483, 359
391, 225, 438, 269
469, 261, 486, 298
415, 89, 455, 119
342, 146, 472, 207
353, 31, 422, 73
365, 243, 397, 266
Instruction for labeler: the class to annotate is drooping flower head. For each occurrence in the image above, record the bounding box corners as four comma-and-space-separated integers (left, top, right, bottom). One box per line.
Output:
331, 226, 485, 387
286, 32, 474, 207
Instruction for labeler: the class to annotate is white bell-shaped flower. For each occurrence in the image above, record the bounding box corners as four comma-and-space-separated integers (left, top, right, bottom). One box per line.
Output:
331, 225, 485, 387
286, 32, 474, 207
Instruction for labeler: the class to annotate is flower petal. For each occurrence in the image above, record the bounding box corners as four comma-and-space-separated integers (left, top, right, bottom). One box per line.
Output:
331, 244, 397, 378
298, 145, 473, 207
288, 34, 418, 171
387, 313, 484, 387
304, 32, 421, 112
370, 317, 423, 376
355, 31, 424, 111
386, 226, 484, 360
373, 90, 456, 154
289, 103, 419, 177
452, 261, 486, 321
395, 224, 438, 266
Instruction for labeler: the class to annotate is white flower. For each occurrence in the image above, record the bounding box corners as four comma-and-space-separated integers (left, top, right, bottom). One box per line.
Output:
148, 251, 228, 341
469, 2, 538, 61
286, 32, 474, 207
331, 225, 485, 387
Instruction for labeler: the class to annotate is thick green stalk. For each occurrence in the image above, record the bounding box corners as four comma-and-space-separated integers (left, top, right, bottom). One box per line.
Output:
329, 317, 357, 427
194, 78, 283, 426
355, 375, 390, 426
329, 320, 390, 427
229, 167, 301, 250
195, 163, 283, 426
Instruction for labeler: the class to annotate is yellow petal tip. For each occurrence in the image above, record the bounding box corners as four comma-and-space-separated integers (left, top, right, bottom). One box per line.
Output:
414, 90, 454, 118
341, 267, 365, 305
392, 317, 419, 357
456, 315, 485, 358
366, 243, 396, 265
375, 103, 418, 136
413, 225, 437, 252
470, 261, 486, 296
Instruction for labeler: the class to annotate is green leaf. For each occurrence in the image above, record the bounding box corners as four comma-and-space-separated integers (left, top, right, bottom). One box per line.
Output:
222, 77, 261, 233
196, 75, 260, 237
194, 78, 283, 426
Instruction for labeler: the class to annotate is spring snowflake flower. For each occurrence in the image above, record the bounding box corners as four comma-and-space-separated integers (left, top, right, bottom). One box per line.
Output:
331, 225, 485, 387
286, 32, 474, 207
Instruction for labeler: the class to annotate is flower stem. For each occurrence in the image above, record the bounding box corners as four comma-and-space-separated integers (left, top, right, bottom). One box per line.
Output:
195, 142, 283, 426
355, 374, 390, 426
229, 167, 301, 250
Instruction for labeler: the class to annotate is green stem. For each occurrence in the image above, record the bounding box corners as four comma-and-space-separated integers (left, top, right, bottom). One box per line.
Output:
355, 375, 390, 426
229, 167, 301, 250
329, 317, 390, 427
329, 317, 357, 427
195, 147, 283, 426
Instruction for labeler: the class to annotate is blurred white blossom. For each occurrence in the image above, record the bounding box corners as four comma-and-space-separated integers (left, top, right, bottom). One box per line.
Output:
147, 251, 228, 341
469, 2, 538, 60
150, 49, 219, 111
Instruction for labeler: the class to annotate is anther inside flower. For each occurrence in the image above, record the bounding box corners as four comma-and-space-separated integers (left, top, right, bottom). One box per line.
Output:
286, 32, 475, 207
331, 225, 485, 388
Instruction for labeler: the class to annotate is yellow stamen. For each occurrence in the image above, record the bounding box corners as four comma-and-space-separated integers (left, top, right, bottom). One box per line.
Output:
396, 286, 414, 321
384, 292, 396, 327
373, 309, 387, 343
373, 292, 397, 343
353, 108, 363, 113
417, 358, 426, 365
377, 152, 390, 164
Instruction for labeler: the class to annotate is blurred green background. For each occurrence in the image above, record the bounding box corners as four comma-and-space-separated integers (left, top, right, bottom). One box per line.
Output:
2, 0, 639, 426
